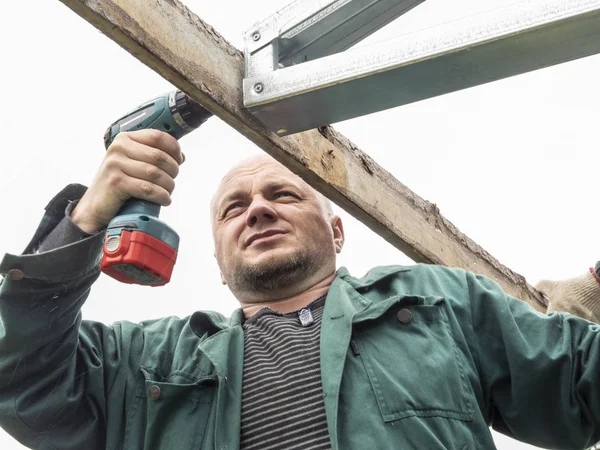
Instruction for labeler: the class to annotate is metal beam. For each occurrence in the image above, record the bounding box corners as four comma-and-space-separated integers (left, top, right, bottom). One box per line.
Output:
244, 0, 600, 135
244, 0, 425, 72
57, 0, 548, 311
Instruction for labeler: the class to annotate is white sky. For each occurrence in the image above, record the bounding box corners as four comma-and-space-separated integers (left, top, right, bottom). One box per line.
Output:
1, 0, 598, 449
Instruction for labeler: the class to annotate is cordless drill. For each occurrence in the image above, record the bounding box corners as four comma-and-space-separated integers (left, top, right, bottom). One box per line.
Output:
100, 90, 212, 286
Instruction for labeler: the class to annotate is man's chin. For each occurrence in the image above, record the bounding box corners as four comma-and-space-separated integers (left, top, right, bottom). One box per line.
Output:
230, 248, 313, 293
245, 247, 292, 265
246, 249, 293, 269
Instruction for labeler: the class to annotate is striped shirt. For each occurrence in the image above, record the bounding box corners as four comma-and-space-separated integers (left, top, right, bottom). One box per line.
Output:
240, 296, 331, 450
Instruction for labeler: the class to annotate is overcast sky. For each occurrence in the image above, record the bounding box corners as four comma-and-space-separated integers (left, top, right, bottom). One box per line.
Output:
1, 0, 599, 449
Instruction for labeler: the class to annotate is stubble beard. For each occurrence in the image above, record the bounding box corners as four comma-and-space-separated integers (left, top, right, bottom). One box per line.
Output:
226, 247, 325, 294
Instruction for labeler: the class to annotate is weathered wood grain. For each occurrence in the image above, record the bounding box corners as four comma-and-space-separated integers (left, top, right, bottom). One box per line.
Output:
57, 0, 547, 310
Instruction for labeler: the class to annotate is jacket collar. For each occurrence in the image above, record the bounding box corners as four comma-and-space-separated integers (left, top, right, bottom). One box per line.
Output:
188, 265, 413, 338
336, 265, 411, 292
189, 305, 244, 338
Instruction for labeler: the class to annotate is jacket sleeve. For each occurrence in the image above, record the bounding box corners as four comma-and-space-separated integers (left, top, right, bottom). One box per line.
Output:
0, 185, 125, 449
465, 270, 600, 449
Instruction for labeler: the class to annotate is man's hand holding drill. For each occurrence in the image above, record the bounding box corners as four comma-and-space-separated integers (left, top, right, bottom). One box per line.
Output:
71, 130, 184, 234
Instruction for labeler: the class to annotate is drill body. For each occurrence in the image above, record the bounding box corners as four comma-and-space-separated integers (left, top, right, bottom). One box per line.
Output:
100, 90, 212, 286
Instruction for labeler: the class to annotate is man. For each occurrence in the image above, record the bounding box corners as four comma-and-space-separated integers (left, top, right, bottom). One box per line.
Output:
1, 129, 600, 449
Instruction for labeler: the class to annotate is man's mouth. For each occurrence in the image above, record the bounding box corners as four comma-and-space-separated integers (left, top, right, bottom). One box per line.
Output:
245, 230, 287, 247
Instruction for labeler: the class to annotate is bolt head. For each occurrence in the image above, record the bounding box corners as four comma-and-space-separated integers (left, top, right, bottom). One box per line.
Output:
254, 83, 264, 93
252, 32, 261, 41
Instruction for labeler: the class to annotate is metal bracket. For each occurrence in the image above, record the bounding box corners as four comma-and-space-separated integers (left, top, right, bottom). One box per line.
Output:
243, 0, 600, 136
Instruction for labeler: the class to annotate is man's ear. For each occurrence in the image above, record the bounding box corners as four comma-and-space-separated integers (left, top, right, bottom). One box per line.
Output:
331, 216, 345, 254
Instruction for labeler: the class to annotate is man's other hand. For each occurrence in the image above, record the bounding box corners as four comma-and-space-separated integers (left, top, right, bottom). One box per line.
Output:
536, 266, 600, 323
71, 130, 185, 234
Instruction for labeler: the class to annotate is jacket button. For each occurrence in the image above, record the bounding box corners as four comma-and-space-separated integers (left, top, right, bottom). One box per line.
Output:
397, 308, 413, 324
7, 269, 24, 281
148, 385, 161, 401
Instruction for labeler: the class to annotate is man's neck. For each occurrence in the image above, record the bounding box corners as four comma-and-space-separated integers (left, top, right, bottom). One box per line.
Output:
240, 271, 336, 318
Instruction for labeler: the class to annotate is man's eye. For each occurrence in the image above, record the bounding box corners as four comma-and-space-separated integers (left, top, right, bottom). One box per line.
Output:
224, 203, 242, 215
274, 191, 295, 199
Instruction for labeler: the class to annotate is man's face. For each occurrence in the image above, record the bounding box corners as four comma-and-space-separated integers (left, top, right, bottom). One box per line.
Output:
211, 156, 343, 296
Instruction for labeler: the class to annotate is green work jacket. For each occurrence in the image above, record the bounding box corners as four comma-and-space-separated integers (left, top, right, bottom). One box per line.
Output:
1, 188, 600, 449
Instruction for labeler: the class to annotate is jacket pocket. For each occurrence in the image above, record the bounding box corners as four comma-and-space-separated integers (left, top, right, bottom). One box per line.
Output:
125, 367, 216, 450
354, 296, 473, 423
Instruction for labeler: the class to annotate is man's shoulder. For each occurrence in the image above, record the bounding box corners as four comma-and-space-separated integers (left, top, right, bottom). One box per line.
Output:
337, 263, 475, 310
339, 263, 467, 289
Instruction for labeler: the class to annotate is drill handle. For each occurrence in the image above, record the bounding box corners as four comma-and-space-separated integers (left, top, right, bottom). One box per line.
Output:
117, 199, 161, 218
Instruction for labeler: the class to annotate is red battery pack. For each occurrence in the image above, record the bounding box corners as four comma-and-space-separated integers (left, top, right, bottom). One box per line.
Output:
101, 230, 178, 286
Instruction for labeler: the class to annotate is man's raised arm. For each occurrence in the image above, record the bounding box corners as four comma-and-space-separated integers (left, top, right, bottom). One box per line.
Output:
0, 130, 184, 448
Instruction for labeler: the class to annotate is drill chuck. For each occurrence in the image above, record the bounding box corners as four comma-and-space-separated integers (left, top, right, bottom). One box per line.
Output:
169, 90, 212, 131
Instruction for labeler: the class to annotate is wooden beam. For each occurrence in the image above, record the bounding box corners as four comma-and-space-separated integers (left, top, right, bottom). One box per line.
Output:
57, 0, 547, 311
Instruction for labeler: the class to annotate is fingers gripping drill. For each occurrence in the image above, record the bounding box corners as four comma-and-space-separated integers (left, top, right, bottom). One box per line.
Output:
101, 90, 212, 286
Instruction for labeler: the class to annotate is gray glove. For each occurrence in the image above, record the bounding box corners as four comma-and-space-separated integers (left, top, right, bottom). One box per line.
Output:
536, 263, 600, 323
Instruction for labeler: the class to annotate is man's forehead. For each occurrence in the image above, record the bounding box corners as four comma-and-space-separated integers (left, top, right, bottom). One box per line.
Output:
217, 176, 305, 202
219, 157, 300, 186
211, 156, 307, 206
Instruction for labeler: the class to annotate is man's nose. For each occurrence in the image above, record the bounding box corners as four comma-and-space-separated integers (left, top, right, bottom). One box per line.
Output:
246, 197, 278, 227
